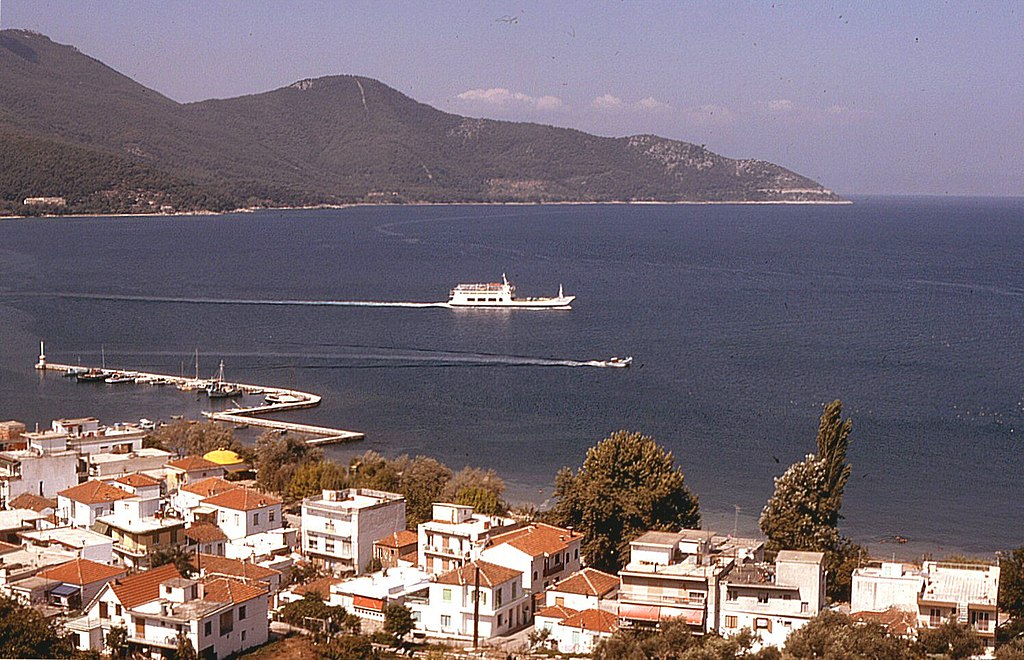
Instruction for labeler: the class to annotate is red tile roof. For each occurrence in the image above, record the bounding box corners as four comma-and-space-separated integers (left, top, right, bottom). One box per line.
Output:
203, 486, 281, 511
435, 560, 522, 588
536, 604, 579, 621
180, 477, 241, 498
202, 576, 268, 604
375, 530, 418, 549
184, 523, 228, 543
59, 480, 135, 505
37, 558, 127, 586
110, 563, 181, 608
488, 522, 579, 557
552, 568, 620, 598
292, 576, 344, 599
166, 456, 221, 472
851, 608, 919, 637
198, 554, 280, 581
114, 473, 162, 488
561, 608, 619, 634
8, 492, 57, 512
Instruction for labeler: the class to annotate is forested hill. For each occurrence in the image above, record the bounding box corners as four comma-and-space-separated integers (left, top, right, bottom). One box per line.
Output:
0, 29, 844, 216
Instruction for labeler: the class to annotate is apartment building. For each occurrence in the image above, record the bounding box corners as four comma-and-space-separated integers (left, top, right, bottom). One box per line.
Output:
418, 503, 516, 575
301, 488, 406, 575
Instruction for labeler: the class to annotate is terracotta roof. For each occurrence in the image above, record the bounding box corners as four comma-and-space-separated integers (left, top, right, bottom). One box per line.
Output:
180, 477, 240, 498
202, 576, 268, 604
435, 560, 522, 588
203, 486, 281, 511
8, 492, 57, 512
292, 576, 344, 599
114, 473, 162, 488
375, 530, 418, 549
166, 456, 221, 471
184, 523, 228, 543
110, 563, 181, 608
488, 522, 578, 557
851, 608, 919, 637
59, 480, 135, 505
198, 554, 280, 581
561, 608, 619, 634
37, 558, 126, 586
536, 604, 579, 621
552, 568, 620, 598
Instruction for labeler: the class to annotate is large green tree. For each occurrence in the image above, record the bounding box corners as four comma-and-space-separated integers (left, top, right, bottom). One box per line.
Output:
0, 594, 74, 659
552, 430, 700, 573
917, 619, 983, 659
255, 431, 324, 495
760, 400, 866, 601
443, 466, 508, 516
1001, 546, 1024, 621
784, 610, 921, 659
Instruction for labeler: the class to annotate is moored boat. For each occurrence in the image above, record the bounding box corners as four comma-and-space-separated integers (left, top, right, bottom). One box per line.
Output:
75, 369, 107, 382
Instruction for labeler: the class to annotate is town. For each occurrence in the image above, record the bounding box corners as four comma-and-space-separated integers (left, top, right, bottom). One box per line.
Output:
0, 407, 1013, 659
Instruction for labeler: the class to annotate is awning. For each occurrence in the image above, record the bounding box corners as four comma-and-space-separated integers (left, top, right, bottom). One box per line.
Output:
618, 604, 661, 622
50, 583, 80, 597
353, 595, 384, 612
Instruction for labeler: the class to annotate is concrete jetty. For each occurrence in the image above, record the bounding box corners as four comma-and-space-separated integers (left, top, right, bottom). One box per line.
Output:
36, 346, 364, 445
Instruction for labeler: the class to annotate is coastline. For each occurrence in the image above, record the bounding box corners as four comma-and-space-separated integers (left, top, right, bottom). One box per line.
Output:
0, 197, 853, 221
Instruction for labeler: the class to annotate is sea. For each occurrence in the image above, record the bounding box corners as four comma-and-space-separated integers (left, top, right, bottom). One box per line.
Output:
1, 197, 1021, 558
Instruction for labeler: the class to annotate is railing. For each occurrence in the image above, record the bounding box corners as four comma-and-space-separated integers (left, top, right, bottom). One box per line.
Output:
543, 562, 566, 577
619, 592, 706, 607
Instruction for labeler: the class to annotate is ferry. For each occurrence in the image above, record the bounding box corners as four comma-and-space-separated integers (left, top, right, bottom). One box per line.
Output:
448, 274, 574, 309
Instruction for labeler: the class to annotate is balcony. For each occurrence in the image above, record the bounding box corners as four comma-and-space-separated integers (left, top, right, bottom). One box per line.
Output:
543, 562, 566, 577
425, 545, 470, 559
619, 591, 706, 608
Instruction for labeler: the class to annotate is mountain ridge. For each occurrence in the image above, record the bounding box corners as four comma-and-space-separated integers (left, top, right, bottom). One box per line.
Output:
0, 29, 844, 215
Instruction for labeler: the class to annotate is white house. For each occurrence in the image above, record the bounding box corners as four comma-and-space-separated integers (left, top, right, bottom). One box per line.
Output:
545, 567, 620, 611
67, 563, 270, 659
417, 560, 530, 640
19, 526, 115, 563
57, 480, 135, 528
480, 522, 583, 609
718, 550, 826, 649
418, 503, 516, 575
202, 486, 282, 541
165, 456, 226, 492
328, 565, 431, 621
0, 445, 79, 506
301, 488, 406, 575
534, 606, 619, 655
172, 477, 241, 522
36, 558, 127, 609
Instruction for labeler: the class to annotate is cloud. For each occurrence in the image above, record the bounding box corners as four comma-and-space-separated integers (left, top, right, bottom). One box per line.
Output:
681, 104, 737, 127
455, 87, 564, 111
753, 99, 871, 125
592, 94, 670, 113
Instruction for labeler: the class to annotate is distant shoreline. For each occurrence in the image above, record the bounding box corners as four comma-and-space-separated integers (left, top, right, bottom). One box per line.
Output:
0, 198, 853, 220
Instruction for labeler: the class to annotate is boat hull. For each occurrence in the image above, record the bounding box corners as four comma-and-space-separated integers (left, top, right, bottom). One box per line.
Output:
448, 296, 575, 309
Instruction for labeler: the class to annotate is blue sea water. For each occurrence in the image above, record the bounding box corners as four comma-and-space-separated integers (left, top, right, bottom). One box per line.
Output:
0, 197, 1021, 556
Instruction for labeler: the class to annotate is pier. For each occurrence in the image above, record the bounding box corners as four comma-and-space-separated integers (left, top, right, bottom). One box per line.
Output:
35, 345, 364, 445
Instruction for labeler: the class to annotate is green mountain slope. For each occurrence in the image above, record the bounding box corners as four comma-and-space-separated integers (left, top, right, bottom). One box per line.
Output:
0, 29, 843, 215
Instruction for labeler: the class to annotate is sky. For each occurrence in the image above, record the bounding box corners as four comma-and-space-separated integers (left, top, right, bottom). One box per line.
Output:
2, 1, 1022, 196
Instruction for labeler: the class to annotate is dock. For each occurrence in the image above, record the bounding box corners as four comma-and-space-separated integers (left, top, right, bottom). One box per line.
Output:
35, 345, 364, 445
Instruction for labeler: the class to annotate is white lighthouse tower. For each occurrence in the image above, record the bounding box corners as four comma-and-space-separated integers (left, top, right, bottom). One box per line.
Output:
35, 341, 47, 370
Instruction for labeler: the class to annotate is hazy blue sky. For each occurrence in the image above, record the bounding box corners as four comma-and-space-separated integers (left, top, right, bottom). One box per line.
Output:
3, 1, 1022, 196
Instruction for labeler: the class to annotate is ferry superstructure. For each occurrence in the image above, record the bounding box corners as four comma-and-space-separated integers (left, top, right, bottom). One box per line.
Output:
448, 274, 575, 309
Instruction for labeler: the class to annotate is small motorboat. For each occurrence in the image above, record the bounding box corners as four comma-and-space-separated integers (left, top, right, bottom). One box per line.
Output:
607, 356, 633, 368
75, 369, 108, 382
105, 372, 135, 384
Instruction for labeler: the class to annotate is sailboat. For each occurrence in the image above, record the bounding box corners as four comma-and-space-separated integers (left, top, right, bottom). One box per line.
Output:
76, 346, 107, 382
207, 360, 242, 399
178, 349, 207, 391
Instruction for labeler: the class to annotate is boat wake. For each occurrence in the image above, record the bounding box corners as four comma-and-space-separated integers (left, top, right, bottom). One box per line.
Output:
5, 291, 450, 308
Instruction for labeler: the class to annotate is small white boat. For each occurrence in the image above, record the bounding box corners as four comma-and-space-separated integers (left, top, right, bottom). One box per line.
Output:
139, 418, 156, 430
105, 372, 135, 383
607, 356, 633, 368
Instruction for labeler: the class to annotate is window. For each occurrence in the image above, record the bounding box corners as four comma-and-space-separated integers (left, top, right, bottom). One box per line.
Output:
724, 615, 738, 629
575, 548, 579, 560
726, 590, 737, 601
204, 621, 212, 636
441, 615, 451, 627
800, 601, 809, 613
757, 592, 769, 604
220, 610, 234, 636
442, 588, 452, 603
239, 605, 247, 620
555, 596, 565, 607
754, 618, 772, 631
498, 613, 503, 627
533, 571, 538, 581
689, 591, 705, 602
99, 602, 108, 619
269, 510, 276, 523
496, 588, 502, 606
512, 582, 517, 597
234, 513, 240, 525
115, 604, 122, 616
325, 539, 335, 553
242, 630, 246, 642
253, 513, 260, 526
478, 590, 487, 606
930, 608, 942, 626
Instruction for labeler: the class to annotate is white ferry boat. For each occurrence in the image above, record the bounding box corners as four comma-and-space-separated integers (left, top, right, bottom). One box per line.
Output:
448, 274, 574, 309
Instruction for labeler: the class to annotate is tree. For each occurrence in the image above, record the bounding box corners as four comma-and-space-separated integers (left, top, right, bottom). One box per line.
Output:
552, 430, 700, 573
316, 634, 378, 659
917, 619, 984, 659
348, 451, 401, 493
105, 625, 128, 660
146, 420, 249, 460
760, 400, 865, 601
255, 431, 324, 494
175, 631, 198, 660
150, 546, 196, 577
0, 594, 74, 659
784, 610, 921, 659
382, 603, 415, 644
395, 456, 452, 526
286, 460, 349, 500
996, 636, 1024, 659
278, 594, 355, 636
1002, 547, 1024, 620
443, 467, 508, 516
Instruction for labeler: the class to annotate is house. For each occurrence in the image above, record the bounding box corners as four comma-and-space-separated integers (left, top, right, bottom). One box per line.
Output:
184, 523, 228, 557
301, 489, 406, 575
53, 418, 146, 456
417, 560, 530, 639
19, 526, 115, 563
418, 503, 516, 575
852, 560, 1000, 654
0, 443, 79, 506
480, 522, 583, 609
202, 486, 282, 541
545, 567, 620, 611
57, 480, 135, 528
326, 565, 431, 621
534, 606, 619, 655
373, 529, 419, 569
87, 448, 173, 479
224, 527, 297, 562
718, 550, 826, 648
0, 420, 26, 451
95, 510, 186, 569
173, 477, 241, 522
36, 558, 127, 609
110, 473, 164, 501
8, 492, 58, 516
198, 553, 283, 599
67, 563, 270, 659
165, 456, 227, 491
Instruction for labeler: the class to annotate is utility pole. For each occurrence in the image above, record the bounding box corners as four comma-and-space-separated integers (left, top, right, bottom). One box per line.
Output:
472, 564, 480, 650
